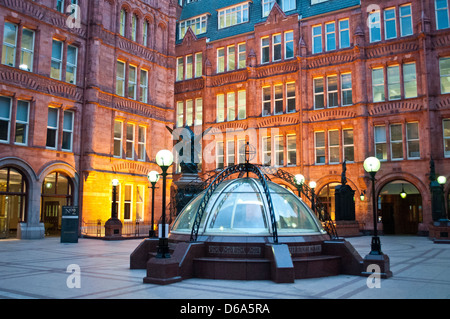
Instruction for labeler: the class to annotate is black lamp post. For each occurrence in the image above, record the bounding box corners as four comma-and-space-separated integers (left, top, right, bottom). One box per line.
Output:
111, 179, 119, 219
147, 170, 160, 238
437, 176, 448, 221
294, 174, 305, 197
363, 156, 382, 255
155, 149, 173, 258
309, 181, 316, 212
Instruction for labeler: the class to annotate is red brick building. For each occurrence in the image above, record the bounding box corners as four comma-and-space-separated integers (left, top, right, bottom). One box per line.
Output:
0, 0, 176, 239
174, 0, 450, 235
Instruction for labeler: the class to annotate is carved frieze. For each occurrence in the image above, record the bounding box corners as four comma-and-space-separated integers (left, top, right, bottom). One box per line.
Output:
368, 101, 422, 116
309, 109, 357, 122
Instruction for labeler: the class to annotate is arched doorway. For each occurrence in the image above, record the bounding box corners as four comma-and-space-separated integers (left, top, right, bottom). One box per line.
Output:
317, 182, 340, 220
40, 172, 73, 235
0, 167, 27, 238
379, 180, 422, 234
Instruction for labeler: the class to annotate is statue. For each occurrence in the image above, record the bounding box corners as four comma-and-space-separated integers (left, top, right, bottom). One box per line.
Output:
341, 161, 347, 185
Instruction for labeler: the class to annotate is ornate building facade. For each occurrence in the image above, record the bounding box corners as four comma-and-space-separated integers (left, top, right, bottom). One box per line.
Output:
174, 0, 450, 235
0, 0, 176, 239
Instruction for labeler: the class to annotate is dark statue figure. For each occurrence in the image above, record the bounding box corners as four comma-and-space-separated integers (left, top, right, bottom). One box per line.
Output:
335, 161, 355, 221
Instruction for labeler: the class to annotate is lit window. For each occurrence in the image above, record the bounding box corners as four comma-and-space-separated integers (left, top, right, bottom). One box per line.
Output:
315, 131, 325, 164
126, 123, 134, 160
343, 129, 354, 162
114, 120, 123, 157
314, 77, 325, 109
128, 65, 137, 100
62, 110, 74, 151
227, 92, 235, 121
287, 134, 296, 166
369, 11, 381, 43
218, 3, 249, 29
262, 86, 271, 116
116, 61, 125, 96
0, 96, 12, 143
443, 119, 450, 157
406, 122, 420, 159
138, 126, 146, 161
439, 57, 450, 94
328, 130, 339, 164
15, 101, 29, 145
374, 125, 387, 161
217, 94, 225, 122
216, 141, 224, 169
390, 124, 403, 160
140, 69, 148, 103
51, 40, 63, 80
179, 15, 207, 39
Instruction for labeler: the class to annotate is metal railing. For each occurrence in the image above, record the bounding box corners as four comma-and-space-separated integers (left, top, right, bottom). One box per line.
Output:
81, 220, 154, 238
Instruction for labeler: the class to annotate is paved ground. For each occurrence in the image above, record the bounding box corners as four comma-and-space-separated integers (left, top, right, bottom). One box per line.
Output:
0, 235, 449, 300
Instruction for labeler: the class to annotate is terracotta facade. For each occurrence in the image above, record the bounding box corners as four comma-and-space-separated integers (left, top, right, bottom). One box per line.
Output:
174, 0, 450, 235
0, 0, 176, 239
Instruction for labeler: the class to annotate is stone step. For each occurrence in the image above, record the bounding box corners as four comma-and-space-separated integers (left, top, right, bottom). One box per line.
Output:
193, 257, 271, 280
292, 255, 341, 279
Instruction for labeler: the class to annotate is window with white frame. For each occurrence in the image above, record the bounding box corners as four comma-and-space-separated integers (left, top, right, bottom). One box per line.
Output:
138, 126, 146, 161
387, 65, 401, 101
140, 69, 148, 103
46, 107, 59, 149
403, 63, 417, 99
369, 11, 381, 43
195, 52, 203, 77
128, 65, 137, 100
217, 94, 225, 122
195, 98, 203, 125
314, 77, 325, 109
176, 57, 184, 81
126, 123, 135, 159
400, 4, 413, 36
227, 140, 235, 166
440, 57, 450, 94
341, 73, 353, 106
339, 19, 350, 49
217, 48, 225, 73
186, 99, 193, 126
51, 40, 63, 80
218, 2, 249, 29
262, 0, 275, 17
262, 136, 271, 166
116, 60, 126, 96
374, 125, 387, 161
114, 120, 123, 157
315, 131, 326, 164
120, 9, 126, 36
135, 185, 145, 221
123, 184, 133, 220
15, 100, 29, 145
238, 43, 246, 68
261, 37, 270, 64
185, 55, 193, 80
227, 45, 236, 71
273, 34, 282, 62
285, 31, 294, 59
275, 135, 284, 166
0, 96, 12, 143
262, 86, 271, 116
343, 129, 354, 162
274, 84, 283, 114
390, 124, 403, 160
286, 82, 296, 113
384, 8, 397, 40
312, 25, 322, 54
282, 0, 296, 12
176, 101, 184, 127
216, 141, 224, 169
62, 110, 74, 151
132, 14, 137, 42
227, 92, 235, 121
287, 134, 296, 166
327, 75, 338, 108
179, 15, 207, 40
20, 28, 35, 72
237, 139, 246, 164
435, 0, 450, 30
2, 22, 17, 67
143, 20, 148, 46
444, 119, 450, 157
406, 122, 420, 159
238, 90, 246, 120
325, 22, 336, 51
328, 130, 340, 164
372, 68, 385, 102
66, 45, 77, 84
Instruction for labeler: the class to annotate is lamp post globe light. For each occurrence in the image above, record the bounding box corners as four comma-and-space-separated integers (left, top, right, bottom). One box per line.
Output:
155, 149, 173, 258
363, 156, 382, 255
147, 171, 160, 238
438, 176, 447, 185
294, 174, 305, 196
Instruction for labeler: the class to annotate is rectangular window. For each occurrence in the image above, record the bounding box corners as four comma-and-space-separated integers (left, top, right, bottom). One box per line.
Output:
312, 25, 322, 54
138, 126, 146, 161
374, 125, 387, 161
390, 124, 403, 160
325, 22, 336, 51
143, 21, 148, 46
218, 3, 249, 29
403, 63, 417, 99
341, 73, 353, 106
400, 4, 413, 36
406, 122, 420, 159
135, 185, 145, 221
186, 99, 193, 126
176, 57, 184, 81
66, 45, 77, 84
227, 140, 235, 166
195, 52, 203, 77
273, 34, 282, 62
237, 139, 246, 164
274, 84, 283, 114
327, 75, 338, 107
20, 28, 35, 72
51, 40, 63, 80
116, 61, 125, 96
176, 101, 184, 127
0, 96, 12, 143
46, 107, 59, 149
131, 15, 137, 42
227, 92, 235, 121
124, 184, 132, 220
262, 0, 275, 17
372, 68, 385, 102
120, 9, 126, 36
436, 0, 450, 30
179, 15, 207, 39
314, 77, 325, 109
384, 8, 397, 40
369, 11, 381, 43
185, 55, 193, 80
262, 86, 271, 116
444, 119, 450, 157
274, 135, 284, 166
238, 90, 246, 120
285, 31, 294, 59
261, 37, 270, 64
62, 110, 74, 151
328, 130, 340, 164
343, 129, 354, 162
217, 94, 225, 122
286, 82, 296, 113
15, 100, 29, 145
216, 141, 224, 169
2, 22, 17, 67
282, 0, 296, 12
440, 57, 450, 94
227, 45, 235, 71
287, 134, 296, 166
388, 65, 401, 100
140, 69, 148, 103
114, 120, 123, 157
315, 131, 326, 164
128, 65, 137, 100
339, 19, 350, 49
238, 43, 246, 69
126, 123, 134, 159
56, 0, 64, 12
195, 98, 203, 126
262, 136, 271, 166
217, 48, 225, 73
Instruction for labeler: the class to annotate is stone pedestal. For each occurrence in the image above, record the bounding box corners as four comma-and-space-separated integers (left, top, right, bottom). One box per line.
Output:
429, 220, 450, 244
335, 220, 361, 237
144, 257, 182, 285
362, 253, 393, 279
104, 218, 122, 239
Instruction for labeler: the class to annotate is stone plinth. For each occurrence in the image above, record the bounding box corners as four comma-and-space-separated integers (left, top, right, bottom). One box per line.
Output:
362, 253, 393, 279
335, 220, 361, 237
104, 218, 122, 240
429, 220, 450, 244
144, 257, 182, 285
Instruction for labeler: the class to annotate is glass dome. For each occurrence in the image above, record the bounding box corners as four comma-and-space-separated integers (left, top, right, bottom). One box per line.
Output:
171, 177, 325, 236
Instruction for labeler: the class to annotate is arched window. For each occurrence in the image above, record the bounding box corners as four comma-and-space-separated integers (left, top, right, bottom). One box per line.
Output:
0, 167, 27, 238
142, 19, 149, 46
132, 14, 138, 41
120, 9, 126, 37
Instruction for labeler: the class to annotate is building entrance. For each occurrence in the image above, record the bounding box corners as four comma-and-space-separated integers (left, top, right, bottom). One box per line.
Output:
379, 180, 422, 235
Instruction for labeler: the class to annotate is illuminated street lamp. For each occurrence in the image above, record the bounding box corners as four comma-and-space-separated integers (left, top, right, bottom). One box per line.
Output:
363, 156, 382, 255
147, 171, 160, 238
294, 174, 305, 196
400, 184, 407, 199
155, 150, 174, 258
